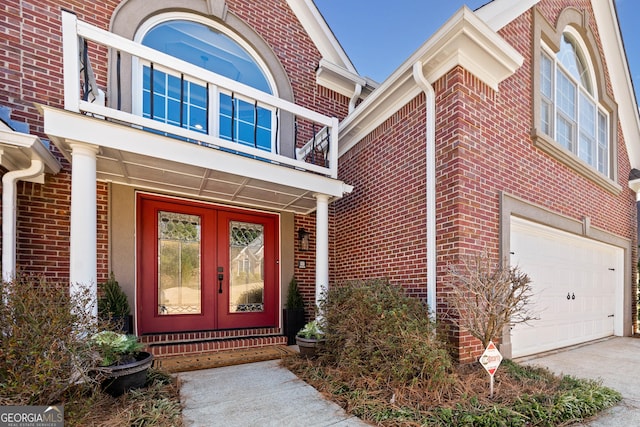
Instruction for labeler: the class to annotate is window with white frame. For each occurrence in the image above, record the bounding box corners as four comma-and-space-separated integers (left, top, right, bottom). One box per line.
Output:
539, 32, 609, 177
139, 18, 275, 151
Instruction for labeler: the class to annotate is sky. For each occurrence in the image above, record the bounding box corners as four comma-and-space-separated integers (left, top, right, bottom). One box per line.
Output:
314, 0, 640, 103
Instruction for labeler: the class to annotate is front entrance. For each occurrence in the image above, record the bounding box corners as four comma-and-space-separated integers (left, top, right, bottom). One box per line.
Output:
137, 193, 279, 334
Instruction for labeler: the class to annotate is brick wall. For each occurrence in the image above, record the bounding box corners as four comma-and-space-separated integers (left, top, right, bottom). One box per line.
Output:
333, 0, 637, 362
0, 0, 349, 285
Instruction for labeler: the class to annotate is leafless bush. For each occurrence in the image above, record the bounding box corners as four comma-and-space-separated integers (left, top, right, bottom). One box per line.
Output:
447, 252, 537, 348
0, 275, 101, 405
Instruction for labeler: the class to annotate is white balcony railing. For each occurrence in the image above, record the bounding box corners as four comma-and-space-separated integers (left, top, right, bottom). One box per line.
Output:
61, 11, 338, 179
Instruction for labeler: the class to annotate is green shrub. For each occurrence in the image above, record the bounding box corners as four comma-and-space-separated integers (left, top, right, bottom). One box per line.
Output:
319, 279, 455, 393
98, 272, 130, 318
0, 275, 100, 405
286, 277, 304, 309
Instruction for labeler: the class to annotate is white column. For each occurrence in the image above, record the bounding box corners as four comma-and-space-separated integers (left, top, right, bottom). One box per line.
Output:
69, 143, 99, 315
314, 193, 330, 307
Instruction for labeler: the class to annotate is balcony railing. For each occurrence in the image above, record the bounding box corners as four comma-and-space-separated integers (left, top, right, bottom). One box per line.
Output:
61, 11, 338, 179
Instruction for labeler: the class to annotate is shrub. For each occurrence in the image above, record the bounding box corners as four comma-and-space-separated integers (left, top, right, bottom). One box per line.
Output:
447, 252, 536, 348
0, 275, 100, 405
319, 279, 455, 396
98, 272, 130, 318
285, 277, 304, 310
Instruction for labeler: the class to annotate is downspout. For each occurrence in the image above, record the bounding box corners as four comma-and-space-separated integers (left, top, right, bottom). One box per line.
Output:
412, 61, 437, 319
2, 159, 45, 281
348, 83, 362, 113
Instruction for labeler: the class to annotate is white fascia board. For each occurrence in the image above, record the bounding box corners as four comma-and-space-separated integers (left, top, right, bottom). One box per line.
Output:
286, 0, 357, 73
338, 6, 523, 157
0, 128, 62, 174
40, 105, 351, 198
316, 58, 378, 99
592, 0, 640, 171
629, 179, 640, 198
475, 0, 541, 32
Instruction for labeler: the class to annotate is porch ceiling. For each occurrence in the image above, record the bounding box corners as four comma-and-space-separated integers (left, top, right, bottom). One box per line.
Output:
39, 105, 352, 214
96, 146, 319, 213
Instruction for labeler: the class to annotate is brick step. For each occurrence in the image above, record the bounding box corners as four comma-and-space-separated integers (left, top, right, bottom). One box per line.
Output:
141, 328, 287, 358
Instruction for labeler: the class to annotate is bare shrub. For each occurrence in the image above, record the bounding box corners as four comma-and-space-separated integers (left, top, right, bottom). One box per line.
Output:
447, 252, 536, 349
0, 275, 101, 405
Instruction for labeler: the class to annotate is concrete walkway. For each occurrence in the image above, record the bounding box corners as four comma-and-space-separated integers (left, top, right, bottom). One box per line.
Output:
178, 359, 369, 426
179, 337, 639, 426
519, 337, 640, 426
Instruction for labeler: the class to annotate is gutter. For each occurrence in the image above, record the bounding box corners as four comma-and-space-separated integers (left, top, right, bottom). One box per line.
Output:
2, 159, 45, 281
412, 61, 437, 319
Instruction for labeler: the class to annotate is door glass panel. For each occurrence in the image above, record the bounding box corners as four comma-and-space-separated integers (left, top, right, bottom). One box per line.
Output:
158, 211, 202, 315
229, 221, 264, 313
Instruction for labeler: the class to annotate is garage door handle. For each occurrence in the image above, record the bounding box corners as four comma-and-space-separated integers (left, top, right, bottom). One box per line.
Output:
566, 292, 575, 300
571, 293, 575, 300
567, 293, 570, 300
608, 314, 614, 318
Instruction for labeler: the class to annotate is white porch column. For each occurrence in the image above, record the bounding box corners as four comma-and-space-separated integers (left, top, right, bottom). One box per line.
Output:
69, 143, 99, 315
314, 193, 330, 307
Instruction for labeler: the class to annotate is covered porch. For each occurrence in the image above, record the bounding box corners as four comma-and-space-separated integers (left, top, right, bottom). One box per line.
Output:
38, 12, 352, 347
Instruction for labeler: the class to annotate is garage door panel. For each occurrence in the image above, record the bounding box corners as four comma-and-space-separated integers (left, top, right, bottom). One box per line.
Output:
509, 217, 621, 358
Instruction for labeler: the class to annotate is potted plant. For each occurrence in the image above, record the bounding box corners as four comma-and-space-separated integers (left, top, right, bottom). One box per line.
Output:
295, 320, 325, 357
98, 272, 132, 333
283, 277, 305, 345
91, 331, 153, 397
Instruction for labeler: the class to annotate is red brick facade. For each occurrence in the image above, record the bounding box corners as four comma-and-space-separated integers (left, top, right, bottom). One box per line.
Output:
0, 0, 348, 284
0, 0, 636, 361
332, 1, 637, 362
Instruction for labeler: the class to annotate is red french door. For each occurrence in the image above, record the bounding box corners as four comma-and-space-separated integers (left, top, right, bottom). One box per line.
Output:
137, 194, 279, 334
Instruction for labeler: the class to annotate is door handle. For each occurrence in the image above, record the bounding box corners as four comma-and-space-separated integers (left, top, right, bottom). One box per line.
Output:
218, 267, 224, 293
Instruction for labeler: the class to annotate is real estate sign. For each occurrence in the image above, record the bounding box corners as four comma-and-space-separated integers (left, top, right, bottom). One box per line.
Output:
479, 341, 503, 376
479, 341, 503, 398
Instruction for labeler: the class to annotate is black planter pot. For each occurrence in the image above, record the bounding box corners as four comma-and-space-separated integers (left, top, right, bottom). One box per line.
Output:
99, 351, 153, 397
283, 308, 305, 345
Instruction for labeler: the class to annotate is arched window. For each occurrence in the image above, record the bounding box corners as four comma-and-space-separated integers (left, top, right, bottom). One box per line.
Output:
136, 14, 276, 151
540, 30, 609, 176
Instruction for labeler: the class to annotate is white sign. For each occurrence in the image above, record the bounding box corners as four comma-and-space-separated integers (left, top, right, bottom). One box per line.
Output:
479, 341, 503, 377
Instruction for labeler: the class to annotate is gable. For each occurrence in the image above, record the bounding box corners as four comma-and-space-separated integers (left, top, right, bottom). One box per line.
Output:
479, 0, 640, 172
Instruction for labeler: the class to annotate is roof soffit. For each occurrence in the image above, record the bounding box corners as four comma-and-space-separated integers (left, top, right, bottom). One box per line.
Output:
286, 0, 356, 73
475, 0, 541, 31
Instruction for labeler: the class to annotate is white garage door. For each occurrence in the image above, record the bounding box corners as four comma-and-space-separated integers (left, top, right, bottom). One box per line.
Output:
509, 216, 622, 358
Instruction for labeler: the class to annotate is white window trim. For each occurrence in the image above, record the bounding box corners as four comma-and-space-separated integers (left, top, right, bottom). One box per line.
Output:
534, 39, 620, 194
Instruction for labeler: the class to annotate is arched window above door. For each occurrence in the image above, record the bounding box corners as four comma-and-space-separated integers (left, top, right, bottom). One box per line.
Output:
135, 14, 277, 151
141, 19, 272, 94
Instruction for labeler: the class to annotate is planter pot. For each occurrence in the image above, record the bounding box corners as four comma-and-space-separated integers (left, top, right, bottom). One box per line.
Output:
295, 336, 326, 358
283, 308, 305, 345
98, 351, 153, 397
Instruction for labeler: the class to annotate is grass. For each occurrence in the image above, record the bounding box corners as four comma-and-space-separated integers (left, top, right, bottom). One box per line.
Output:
283, 357, 621, 426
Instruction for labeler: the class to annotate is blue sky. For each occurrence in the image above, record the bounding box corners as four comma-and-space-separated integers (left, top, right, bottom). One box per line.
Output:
315, 1, 640, 102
